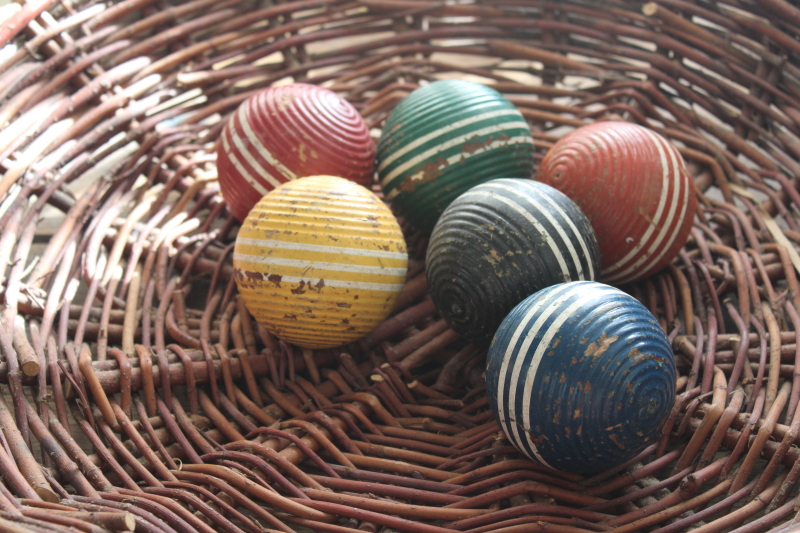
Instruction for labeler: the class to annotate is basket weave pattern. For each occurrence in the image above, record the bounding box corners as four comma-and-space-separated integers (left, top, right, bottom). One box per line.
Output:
2, 0, 800, 532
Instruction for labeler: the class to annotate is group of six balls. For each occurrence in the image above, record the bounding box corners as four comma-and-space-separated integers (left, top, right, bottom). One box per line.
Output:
219, 79, 696, 474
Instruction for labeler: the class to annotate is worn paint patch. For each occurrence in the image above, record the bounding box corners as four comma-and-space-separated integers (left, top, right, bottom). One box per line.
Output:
584, 332, 619, 360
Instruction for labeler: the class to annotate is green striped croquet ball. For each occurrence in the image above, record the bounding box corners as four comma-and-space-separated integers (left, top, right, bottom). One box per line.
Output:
377, 80, 535, 232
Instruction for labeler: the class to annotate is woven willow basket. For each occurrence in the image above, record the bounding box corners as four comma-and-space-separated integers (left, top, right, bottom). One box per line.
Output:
2, 0, 800, 532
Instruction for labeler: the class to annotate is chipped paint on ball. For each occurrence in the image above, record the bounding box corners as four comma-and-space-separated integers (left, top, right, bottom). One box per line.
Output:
378, 79, 536, 232
233, 176, 408, 349
486, 281, 676, 474
426, 179, 600, 346
536, 122, 696, 284
217, 83, 376, 222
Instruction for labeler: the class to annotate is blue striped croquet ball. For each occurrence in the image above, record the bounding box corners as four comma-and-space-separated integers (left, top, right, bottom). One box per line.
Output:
486, 281, 676, 474
378, 79, 535, 231
426, 179, 600, 346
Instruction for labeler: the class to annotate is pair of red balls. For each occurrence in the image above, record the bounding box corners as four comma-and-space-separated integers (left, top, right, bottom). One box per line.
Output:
217, 83, 695, 285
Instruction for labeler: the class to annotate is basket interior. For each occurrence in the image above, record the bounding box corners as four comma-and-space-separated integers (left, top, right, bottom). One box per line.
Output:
2, 0, 800, 532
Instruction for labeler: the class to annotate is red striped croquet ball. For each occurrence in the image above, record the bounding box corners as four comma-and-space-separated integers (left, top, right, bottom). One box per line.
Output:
216, 83, 376, 221
536, 122, 696, 284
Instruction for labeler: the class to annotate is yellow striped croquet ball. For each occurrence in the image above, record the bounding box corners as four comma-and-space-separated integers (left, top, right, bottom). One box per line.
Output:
233, 176, 408, 349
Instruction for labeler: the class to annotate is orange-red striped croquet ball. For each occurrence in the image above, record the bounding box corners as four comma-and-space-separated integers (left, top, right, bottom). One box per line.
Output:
536, 122, 696, 284
233, 176, 408, 349
217, 83, 376, 222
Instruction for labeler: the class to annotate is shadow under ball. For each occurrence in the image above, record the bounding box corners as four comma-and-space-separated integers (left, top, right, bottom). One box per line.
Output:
426, 178, 600, 346
486, 281, 677, 474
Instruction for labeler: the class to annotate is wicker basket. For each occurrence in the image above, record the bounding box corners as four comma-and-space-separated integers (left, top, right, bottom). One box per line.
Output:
1, 0, 800, 531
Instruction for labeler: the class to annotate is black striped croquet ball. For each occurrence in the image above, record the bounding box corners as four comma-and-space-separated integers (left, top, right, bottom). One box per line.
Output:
426, 178, 600, 346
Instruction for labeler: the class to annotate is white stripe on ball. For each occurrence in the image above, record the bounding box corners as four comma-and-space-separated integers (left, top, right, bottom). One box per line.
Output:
236, 237, 408, 260
381, 126, 532, 189
239, 103, 298, 181
499, 284, 584, 465
601, 127, 676, 280
378, 109, 523, 172
221, 126, 272, 194
458, 187, 577, 281
233, 253, 408, 276
491, 181, 596, 281
605, 132, 690, 283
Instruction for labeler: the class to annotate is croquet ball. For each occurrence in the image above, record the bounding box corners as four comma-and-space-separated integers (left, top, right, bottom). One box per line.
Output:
486, 281, 676, 474
233, 176, 408, 349
378, 79, 535, 231
217, 83, 375, 221
536, 121, 696, 284
426, 179, 600, 346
